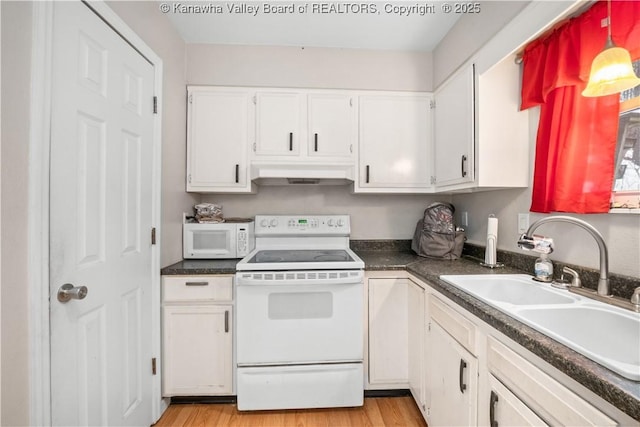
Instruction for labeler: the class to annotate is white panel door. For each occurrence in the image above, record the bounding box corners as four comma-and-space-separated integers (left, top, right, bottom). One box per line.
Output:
49, 2, 155, 426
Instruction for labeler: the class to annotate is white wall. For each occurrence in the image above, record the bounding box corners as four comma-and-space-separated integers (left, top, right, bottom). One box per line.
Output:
107, 1, 197, 267
1, 2, 32, 425
187, 43, 433, 91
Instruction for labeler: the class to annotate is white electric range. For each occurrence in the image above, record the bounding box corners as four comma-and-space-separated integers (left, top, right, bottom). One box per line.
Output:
235, 215, 364, 411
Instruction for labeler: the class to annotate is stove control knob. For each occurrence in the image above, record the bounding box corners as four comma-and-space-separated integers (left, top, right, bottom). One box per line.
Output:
269, 219, 279, 228
327, 219, 335, 227
260, 219, 269, 228
337, 219, 345, 227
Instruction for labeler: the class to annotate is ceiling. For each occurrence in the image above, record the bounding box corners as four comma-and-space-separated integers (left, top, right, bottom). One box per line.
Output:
164, 1, 465, 52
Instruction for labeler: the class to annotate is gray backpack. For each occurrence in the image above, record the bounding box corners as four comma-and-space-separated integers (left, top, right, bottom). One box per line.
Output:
411, 202, 465, 259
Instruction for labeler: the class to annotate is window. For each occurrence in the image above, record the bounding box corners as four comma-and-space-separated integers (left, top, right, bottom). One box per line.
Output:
611, 60, 640, 210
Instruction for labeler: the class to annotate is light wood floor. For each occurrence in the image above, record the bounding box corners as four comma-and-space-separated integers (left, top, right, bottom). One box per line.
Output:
154, 397, 427, 427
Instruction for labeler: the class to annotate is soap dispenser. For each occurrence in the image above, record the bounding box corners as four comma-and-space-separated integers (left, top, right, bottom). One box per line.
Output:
534, 253, 553, 282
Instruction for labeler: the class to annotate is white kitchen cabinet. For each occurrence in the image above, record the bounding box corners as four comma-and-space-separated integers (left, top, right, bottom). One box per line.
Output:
425, 294, 478, 426
253, 89, 356, 161
407, 279, 426, 414
488, 375, 548, 427
366, 276, 409, 388
162, 275, 234, 396
487, 336, 616, 426
356, 93, 433, 193
254, 91, 303, 157
433, 58, 529, 192
307, 93, 356, 159
433, 64, 475, 188
186, 87, 255, 193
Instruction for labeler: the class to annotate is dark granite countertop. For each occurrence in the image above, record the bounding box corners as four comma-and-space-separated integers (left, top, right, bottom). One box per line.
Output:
161, 258, 239, 275
160, 248, 640, 421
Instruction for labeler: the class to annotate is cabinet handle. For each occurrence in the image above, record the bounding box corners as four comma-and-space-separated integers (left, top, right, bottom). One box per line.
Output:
314, 133, 318, 152
224, 310, 229, 333
490, 390, 499, 427
366, 165, 370, 183
459, 359, 467, 393
461, 155, 468, 177
289, 132, 293, 151
235, 164, 240, 183
185, 281, 208, 286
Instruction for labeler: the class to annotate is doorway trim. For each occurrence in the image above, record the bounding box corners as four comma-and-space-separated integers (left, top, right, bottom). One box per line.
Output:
28, 2, 164, 425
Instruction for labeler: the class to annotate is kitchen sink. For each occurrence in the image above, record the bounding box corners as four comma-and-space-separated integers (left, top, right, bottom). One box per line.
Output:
439, 274, 580, 307
517, 305, 640, 380
439, 274, 640, 381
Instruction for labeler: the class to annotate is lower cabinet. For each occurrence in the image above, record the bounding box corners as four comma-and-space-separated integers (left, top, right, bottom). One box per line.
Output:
162, 275, 234, 396
406, 273, 634, 427
366, 275, 409, 388
488, 375, 547, 427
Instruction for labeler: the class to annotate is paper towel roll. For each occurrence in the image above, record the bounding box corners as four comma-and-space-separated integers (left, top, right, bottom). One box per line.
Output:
485, 216, 498, 265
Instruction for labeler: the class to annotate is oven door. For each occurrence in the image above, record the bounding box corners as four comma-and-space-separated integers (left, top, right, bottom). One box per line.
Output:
236, 270, 363, 365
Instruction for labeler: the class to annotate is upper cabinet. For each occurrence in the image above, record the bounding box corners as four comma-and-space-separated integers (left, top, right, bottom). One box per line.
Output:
433, 64, 475, 188
356, 93, 433, 193
254, 92, 303, 157
186, 87, 256, 193
433, 59, 529, 192
307, 93, 356, 159
253, 89, 356, 162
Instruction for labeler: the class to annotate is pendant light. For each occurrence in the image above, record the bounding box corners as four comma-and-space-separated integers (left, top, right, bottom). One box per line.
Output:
582, 0, 640, 97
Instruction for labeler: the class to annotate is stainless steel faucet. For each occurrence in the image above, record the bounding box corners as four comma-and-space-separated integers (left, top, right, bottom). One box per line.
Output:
521, 216, 610, 296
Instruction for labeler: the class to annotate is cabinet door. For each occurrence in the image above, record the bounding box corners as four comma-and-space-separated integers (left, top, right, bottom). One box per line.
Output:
434, 64, 475, 188
162, 305, 233, 396
425, 321, 478, 426
358, 94, 432, 191
308, 93, 356, 159
408, 281, 426, 413
187, 89, 252, 191
488, 375, 548, 427
368, 278, 408, 386
255, 92, 302, 156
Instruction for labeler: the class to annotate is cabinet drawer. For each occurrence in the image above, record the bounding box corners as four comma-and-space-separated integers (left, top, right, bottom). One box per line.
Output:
429, 294, 477, 355
487, 337, 616, 426
162, 275, 233, 302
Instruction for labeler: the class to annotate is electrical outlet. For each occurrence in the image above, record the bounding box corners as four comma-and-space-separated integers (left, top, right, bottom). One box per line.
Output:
461, 211, 469, 227
518, 213, 530, 234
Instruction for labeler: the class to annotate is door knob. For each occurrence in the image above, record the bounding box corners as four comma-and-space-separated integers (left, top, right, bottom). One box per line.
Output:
57, 283, 88, 303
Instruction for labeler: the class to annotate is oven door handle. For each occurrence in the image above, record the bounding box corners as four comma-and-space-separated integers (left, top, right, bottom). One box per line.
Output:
236, 274, 363, 287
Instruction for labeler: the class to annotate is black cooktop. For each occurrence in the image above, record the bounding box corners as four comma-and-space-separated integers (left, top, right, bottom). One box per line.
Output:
247, 249, 354, 264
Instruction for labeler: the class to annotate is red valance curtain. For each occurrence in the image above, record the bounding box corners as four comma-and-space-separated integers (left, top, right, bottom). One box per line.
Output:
521, 0, 640, 213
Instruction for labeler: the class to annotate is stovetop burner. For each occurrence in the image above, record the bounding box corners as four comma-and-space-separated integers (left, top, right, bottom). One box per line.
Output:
248, 249, 354, 264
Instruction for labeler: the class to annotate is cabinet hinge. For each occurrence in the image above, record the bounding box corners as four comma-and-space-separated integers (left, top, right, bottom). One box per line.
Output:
430, 100, 436, 109
427, 321, 432, 331
430, 176, 437, 185
153, 96, 158, 114
253, 143, 257, 152
152, 357, 157, 375
252, 95, 257, 105
349, 97, 353, 107
151, 227, 156, 245
188, 174, 192, 184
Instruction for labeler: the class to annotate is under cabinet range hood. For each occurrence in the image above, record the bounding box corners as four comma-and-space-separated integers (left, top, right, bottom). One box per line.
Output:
250, 163, 355, 186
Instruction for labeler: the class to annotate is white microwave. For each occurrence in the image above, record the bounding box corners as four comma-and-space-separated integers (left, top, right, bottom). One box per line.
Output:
183, 219, 255, 259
